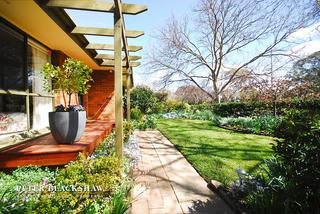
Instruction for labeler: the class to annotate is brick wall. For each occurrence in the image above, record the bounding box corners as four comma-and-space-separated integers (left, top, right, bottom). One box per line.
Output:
87, 70, 115, 120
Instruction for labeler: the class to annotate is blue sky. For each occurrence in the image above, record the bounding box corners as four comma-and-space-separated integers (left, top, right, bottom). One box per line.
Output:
66, 0, 320, 90
66, 0, 198, 87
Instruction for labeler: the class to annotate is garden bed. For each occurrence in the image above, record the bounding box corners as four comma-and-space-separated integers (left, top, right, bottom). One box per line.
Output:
0, 121, 138, 213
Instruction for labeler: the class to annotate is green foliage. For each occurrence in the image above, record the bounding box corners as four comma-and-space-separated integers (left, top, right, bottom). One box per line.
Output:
212, 102, 273, 117
145, 115, 158, 129
42, 58, 93, 106
164, 99, 191, 113
32, 154, 123, 213
94, 132, 115, 157
290, 51, 320, 93
130, 108, 143, 121
219, 116, 282, 135
191, 103, 213, 112
0, 167, 55, 213
130, 86, 158, 114
236, 110, 320, 213
0, 190, 34, 213
205, 100, 320, 117
272, 110, 320, 212
0, 123, 135, 213
109, 181, 132, 214
136, 115, 158, 130
234, 157, 289, 213
0, 167, 55, 195
123, 120, 133, 144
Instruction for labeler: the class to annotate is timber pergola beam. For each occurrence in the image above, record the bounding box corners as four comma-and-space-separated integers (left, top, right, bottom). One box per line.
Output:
86, 44, 143, 52
72, 26, 144, 38
43, 0, 147, 160
101, 60, 141, 67
47, 0, 147, 15
95, 54, 142, 61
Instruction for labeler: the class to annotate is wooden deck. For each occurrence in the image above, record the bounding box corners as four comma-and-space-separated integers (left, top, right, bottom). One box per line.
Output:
0, 120, 114, 168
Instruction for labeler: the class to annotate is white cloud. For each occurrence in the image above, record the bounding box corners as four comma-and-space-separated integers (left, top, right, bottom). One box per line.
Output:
289, 40, 320, 57
288, 22, 320, 41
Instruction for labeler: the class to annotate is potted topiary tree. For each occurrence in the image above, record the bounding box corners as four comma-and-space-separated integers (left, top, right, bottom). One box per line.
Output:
42, 58, 93, 144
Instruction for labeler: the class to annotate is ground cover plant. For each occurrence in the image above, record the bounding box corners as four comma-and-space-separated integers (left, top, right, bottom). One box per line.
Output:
157, 119, 274, 186
218, 116, 282, 136
0, 122, 136, 214
232, 110, 320, 213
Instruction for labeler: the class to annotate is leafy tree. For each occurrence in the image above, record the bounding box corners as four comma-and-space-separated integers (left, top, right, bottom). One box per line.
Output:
130, 86, 158, 114
42, 58, 93, 107
289, 51, 320, 96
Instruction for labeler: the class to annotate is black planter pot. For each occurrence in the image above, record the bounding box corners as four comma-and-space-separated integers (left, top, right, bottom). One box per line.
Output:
49, 111, 86, 144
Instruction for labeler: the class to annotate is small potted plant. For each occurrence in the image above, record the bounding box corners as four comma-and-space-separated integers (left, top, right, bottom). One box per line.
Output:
42, 58, 93, 144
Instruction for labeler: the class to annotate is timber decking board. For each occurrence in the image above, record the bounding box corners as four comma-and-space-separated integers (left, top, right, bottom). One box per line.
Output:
0, 120, 114, 168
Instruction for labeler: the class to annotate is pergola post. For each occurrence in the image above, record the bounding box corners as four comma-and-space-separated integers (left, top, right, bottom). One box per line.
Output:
114, 3, 123, 159
126, 73, 131, 121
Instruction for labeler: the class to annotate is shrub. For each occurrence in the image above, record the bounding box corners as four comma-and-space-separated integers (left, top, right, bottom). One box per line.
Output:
212, 102, 272, 117
191, 103, 213, 112
210, 100, 320, 117
123, 120, 133, 144
136, 115, 158, 130
219, 116, 282, 135
130, 86, 158, 114
144, 115, 157, 129
192, 110, 215, 120
0, 167, 55, 213
235, 110, 320, 213
164, 100, 190, 113
0, 124, 136, 214
232, 158, 289, 213
151, 101, 166, 114
33, 154, 123, 213
273, 110, 320, 212
130, 108, 143, 121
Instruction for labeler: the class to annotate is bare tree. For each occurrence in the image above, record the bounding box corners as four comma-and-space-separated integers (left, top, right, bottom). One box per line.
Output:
148, 0, 315, 102
175, 85, 210, 104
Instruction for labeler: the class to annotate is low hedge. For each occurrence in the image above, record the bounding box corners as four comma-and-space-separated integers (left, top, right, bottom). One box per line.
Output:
191, 100, 320, 117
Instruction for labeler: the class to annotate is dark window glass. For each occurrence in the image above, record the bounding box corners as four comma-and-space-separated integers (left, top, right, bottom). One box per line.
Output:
0, 22, 25, 91
0, 94, 26, 113
0, 95, 27, 134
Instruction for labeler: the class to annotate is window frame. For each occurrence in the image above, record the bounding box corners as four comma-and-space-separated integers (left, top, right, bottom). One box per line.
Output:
0, 17, 54, 131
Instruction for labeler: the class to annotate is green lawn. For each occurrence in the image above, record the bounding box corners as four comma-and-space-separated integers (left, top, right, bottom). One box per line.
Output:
157, 119, 275, 186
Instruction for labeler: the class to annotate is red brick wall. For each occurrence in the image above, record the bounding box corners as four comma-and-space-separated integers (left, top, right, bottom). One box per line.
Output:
87, 70, 115, 120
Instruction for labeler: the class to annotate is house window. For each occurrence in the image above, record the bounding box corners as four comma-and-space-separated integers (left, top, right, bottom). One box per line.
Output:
0, 20, 53, 139
27, 39, 53, 130
0, 21, 27, 134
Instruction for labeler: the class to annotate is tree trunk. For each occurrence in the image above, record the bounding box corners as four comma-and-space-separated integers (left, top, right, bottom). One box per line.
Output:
62, 92, 67, 107
68, 93, 72, 107
213, 92, 221, 104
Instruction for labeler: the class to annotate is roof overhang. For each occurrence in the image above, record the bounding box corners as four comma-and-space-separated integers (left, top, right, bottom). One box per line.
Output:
0, 0, 144, 88
0, 0, 105, 70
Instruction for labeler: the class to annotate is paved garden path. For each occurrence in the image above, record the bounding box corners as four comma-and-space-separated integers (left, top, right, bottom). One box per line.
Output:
128, 130, 234, 214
